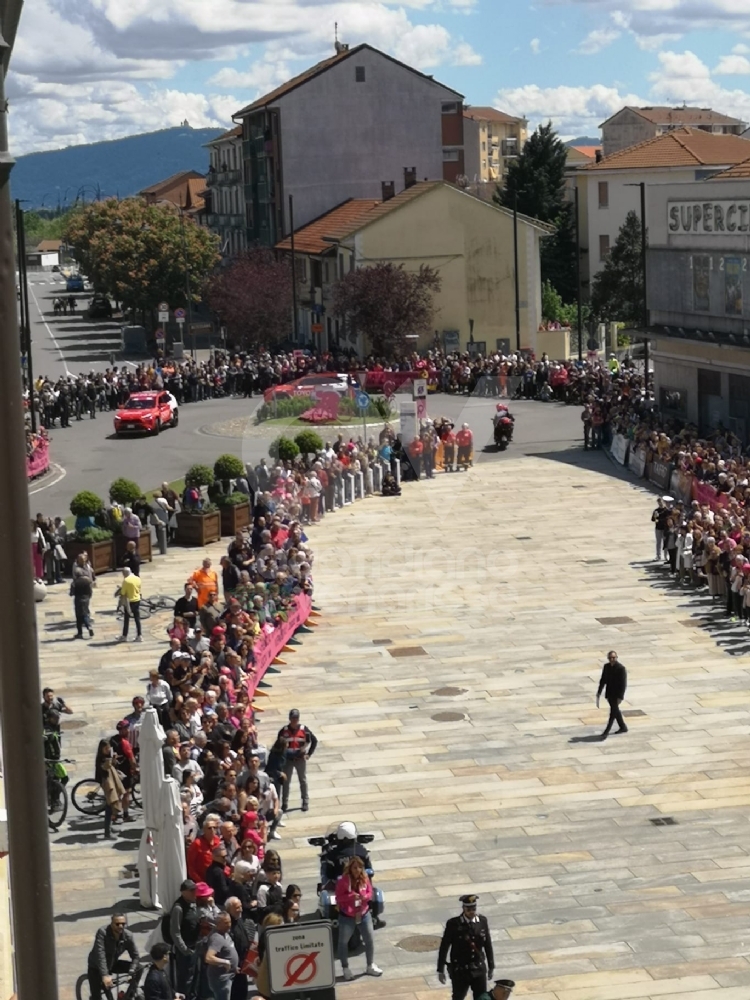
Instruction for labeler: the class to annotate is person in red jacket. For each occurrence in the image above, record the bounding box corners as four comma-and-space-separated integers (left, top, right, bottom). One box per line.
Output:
456, 424, 473, 470
442, 425, 457, 472
186, 814, 221, 882
407, 437, 423, 480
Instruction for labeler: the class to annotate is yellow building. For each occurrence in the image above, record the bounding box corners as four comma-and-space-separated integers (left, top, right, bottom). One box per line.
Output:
462, 107, 528, 202
276, 180, 552, 356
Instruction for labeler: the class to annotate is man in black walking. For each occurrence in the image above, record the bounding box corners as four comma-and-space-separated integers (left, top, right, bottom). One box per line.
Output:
597, 650, 628, 738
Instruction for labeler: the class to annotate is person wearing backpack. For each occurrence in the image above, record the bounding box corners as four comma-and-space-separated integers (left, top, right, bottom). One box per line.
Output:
163, 879, 200, 994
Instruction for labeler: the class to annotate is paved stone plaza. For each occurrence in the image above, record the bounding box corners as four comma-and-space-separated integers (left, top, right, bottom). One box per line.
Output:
41, 447, 750, 1000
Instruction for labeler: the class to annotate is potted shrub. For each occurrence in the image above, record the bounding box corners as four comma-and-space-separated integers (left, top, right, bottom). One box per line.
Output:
214, 454, 245, 492
294, 430, 324, 459
175, 465, 221, 546
217, 491, 251, 535
66, 491, 115, 573
269, 436, 300, 463
109, 478, 153, 563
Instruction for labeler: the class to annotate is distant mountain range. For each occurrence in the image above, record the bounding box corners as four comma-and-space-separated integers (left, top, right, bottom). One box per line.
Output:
10, 126, 225, 209
564, 136, 600, 147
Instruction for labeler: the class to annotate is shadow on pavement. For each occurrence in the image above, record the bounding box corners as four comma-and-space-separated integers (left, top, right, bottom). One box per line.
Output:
55, 899, 142, 923
568, 734, 605, 744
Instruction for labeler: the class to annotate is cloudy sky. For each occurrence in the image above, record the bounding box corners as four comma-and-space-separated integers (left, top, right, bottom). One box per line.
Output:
9, 0, 750, 153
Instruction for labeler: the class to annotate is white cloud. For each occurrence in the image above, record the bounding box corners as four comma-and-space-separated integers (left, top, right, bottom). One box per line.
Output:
575, 27, 620, 54
494, 82, 645, 137
11, 0, 479, 152
648, 49, 750, 126
530, 37, 541, 54
733, 43, 750, 55
714, 54, 750, 75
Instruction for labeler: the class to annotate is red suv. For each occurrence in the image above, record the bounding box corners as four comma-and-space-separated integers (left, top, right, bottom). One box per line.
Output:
114, 391, 178, 436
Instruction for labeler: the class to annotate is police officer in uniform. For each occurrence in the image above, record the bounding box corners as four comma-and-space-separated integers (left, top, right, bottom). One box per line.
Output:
437, 895, 494, 1000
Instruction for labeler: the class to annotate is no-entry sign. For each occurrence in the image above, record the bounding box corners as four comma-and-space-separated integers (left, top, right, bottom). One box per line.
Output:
267, 921, 335, 997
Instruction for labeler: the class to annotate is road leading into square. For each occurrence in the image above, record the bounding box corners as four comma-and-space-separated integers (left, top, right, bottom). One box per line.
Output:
42, 423, 750, 999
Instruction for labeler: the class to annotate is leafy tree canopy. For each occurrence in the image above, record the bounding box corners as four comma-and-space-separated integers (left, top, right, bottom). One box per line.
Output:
64, 197, 220, 316
590, 210, 645, 327
205, 248, 293, 349
333, 262, 441, 358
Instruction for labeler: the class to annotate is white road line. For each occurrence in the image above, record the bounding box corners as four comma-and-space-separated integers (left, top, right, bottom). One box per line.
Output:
28, 462, 66, 495
28, 284, 70, 375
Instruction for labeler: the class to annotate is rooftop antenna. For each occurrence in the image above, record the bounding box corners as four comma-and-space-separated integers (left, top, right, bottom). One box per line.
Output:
334, 22, 348, 53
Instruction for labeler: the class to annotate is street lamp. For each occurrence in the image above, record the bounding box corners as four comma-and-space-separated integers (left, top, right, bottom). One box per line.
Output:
625, 181, 649, 389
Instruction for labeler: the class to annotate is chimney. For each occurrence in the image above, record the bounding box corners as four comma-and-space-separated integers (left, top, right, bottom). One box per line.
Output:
382, 181, 395, 202
595, 149, 603, 163
404, 167, 417, 189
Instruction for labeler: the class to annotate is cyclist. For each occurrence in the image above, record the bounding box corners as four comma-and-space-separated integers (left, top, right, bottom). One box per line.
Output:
87, 912, 140, 999
110, 721, 137, 822
43, 711, 68, 809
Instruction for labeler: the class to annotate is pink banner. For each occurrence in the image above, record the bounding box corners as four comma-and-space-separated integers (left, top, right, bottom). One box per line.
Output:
691, 478, 729, 511
248, 593, 313, 696
27, 439, 50, 480
363, 371, 420, 393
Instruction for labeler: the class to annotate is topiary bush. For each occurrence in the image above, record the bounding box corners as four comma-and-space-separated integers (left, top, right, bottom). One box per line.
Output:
216, 491, 250, 507
70, 490, 104, 517
184, 464, 215, 489
294, 430, 324, 456
109, 477, 142, 506
214, 454, 245, 481
270, 436, 300, 462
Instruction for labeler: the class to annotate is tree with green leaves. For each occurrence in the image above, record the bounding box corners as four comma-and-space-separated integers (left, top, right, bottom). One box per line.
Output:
497, 122, 577, 303
64, 198, 220, 319
590, 210, 644, 327
333, 262, 441, 358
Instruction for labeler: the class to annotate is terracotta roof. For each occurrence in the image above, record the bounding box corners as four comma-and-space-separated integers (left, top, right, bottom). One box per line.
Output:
569, 145, 600, 159
601, 106, 744, 128
139, 170, 204, 196
186, 178, 206, 210
234, 43, 462, 118
712, 157, 750, 180
35, 239, 63, 252
275, 180, 553, 254
585, 127, 750, 170
464, 107, 525, 125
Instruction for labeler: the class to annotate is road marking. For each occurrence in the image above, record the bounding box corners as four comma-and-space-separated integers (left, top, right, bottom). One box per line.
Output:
28, 462, 66, 495
28, 284, 70, 375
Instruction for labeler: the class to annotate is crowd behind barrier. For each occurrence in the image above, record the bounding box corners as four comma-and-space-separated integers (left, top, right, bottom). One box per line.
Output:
27, 345, 638, 432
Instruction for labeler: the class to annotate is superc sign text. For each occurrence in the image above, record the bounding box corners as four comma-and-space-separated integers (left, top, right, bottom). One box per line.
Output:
668, 201, 750, 235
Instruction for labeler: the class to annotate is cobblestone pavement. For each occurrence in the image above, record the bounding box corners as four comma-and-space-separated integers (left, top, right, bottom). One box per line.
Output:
42, 447, 750, 999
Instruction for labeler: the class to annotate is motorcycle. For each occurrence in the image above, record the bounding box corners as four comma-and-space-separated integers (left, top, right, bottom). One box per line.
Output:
493, 415, 514, 451
307, 822, 385, 950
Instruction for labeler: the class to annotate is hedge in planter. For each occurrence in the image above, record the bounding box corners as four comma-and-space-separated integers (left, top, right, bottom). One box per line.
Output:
109, 477, 142, 507
65, 525, 115, 574
217, 492, 251, 535
294, 430, 324, 456
269, 436, 300, 462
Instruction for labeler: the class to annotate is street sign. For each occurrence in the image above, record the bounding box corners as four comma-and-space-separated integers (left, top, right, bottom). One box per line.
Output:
413, 379, 427, 399
158, 310, 169, 323
174, 307, 186, 320
311, 323, 323, 334
158, 301, 169, 312
176, 318, 185, 327
416, 397, 427, 419
355, 390, 370, 410
267, 921, 335, 998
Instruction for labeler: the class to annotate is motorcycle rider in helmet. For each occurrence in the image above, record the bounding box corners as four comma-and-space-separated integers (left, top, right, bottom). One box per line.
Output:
323, 822, 372, 883
492, 403, 514, 427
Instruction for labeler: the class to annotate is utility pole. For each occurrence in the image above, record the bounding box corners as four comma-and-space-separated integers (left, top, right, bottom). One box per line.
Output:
0, 2, 61, 997
15, 200, 34, 429
289, 194, 299, 343
513, 192, 521, 354
640, 181, 650, 394
574, 185, 583, 362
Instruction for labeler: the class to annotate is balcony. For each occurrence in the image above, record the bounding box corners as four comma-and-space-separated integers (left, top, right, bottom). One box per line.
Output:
206, 213, 245, 230
501, 140, 519, 157
206, 169, 242, 187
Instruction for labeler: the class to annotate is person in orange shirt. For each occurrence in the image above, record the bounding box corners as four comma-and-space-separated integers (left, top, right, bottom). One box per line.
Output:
188, 558, 219, 609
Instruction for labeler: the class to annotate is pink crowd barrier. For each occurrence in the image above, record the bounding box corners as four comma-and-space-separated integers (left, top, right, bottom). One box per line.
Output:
27, 439, 50, 480
247, 593, 313, 697
691, 478, 730, 511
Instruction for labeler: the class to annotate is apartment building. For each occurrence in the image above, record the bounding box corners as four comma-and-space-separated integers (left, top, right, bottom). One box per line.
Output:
233, 42, 464, 246
600, 106, 745, 157
204, 126, 246, 257
462, 107, 528, 200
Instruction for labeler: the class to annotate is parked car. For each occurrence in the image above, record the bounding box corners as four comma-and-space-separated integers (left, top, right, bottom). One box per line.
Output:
87, 294, 113, 319
114, 391, 178, 436
65, 274, 84, 292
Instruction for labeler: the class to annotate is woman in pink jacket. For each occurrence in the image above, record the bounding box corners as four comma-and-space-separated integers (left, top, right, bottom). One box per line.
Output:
334, 856, 383, 980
